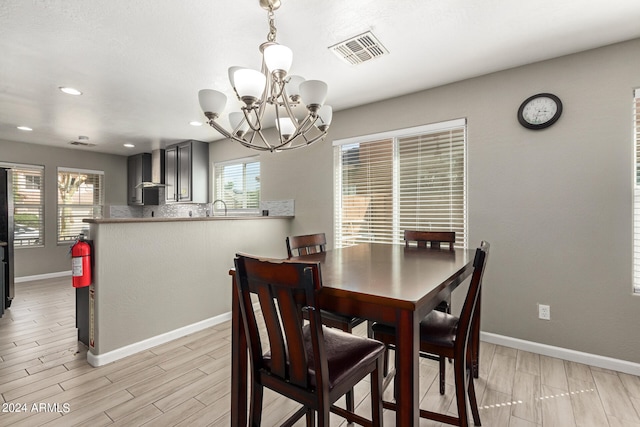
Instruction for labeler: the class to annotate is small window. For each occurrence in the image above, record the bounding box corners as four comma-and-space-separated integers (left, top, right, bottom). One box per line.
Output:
0, 163, 45, 247
57, 168, 104, 243
213, 157, 261, 211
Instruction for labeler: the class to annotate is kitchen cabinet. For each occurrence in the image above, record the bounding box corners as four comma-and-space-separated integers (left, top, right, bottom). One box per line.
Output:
164, 140, 208, 203
127, 153, 159, 205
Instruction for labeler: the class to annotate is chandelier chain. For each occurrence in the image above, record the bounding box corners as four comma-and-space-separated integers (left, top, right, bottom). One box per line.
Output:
267, 7, 277, 42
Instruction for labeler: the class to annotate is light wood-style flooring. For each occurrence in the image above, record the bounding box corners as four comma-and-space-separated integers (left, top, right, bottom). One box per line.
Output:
1, 277, 640, 426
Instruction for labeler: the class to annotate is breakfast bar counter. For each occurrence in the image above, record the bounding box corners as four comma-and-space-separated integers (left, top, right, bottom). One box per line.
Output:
83, 215, 292, 367
87, 215, 293, 224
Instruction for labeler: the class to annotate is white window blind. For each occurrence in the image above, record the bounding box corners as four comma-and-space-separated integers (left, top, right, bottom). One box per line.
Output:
0, 163, 44, 247
57, 168, 104, 243
334, 119, 467, 248
633, 88, 640, 294
214, 157, 260, 210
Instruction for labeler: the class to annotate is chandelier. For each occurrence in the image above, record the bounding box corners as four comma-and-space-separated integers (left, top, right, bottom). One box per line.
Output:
198, 0, 332, 152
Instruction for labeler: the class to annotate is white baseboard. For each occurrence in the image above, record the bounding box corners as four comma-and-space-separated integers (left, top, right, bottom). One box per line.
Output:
481, 332, 640, 376
15, 271, 71, 283
87, 312, 232, 367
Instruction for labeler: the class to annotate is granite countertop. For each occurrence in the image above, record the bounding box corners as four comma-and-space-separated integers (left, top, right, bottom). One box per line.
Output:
83, 216, 294, 224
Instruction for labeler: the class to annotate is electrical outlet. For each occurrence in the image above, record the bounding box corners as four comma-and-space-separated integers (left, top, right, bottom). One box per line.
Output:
538, 304, 551, 320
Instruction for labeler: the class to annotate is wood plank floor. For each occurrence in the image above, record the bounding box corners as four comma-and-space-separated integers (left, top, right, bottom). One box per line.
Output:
1, 277, 640, 426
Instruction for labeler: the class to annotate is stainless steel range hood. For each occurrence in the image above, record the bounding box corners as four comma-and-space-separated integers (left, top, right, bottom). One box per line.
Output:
135, 149, 166, 188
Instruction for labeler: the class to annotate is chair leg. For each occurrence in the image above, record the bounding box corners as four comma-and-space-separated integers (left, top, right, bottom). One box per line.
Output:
249, 382, 263, 427
468, 372, 481, 426
439, 356, 446, 395
342, 324, 355, 413
317, 407, 330, 427
306, 408, 316, 427
394, 350, 399, 401
383, 346, 390, 376
371, 356, 384, 427
453, 359, 469, 427
345, 389, 355, 413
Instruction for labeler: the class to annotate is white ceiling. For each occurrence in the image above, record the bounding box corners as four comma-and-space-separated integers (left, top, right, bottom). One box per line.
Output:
1, 0, 640, 156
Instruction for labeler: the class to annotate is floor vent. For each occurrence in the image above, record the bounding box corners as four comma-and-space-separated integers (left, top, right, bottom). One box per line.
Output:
330, 31, 388, 65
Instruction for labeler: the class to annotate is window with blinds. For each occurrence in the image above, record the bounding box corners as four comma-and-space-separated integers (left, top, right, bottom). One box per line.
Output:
213, 157, 260, 210
0, 163, 45, 247
633, 89, 640, 294
334, 118, 467, 248
57, 168, 104, 243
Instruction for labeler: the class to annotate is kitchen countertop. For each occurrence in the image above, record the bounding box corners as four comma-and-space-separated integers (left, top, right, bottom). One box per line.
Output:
83, 215, 293, 224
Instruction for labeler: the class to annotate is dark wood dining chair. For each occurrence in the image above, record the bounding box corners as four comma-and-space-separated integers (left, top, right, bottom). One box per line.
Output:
404, 230, 456, 316
402, 230, 457, 392
286, 232, 367, 413
234, 254, 385, 427
404, 229, 456, 251
404, 230, 482, 381
286, 233, 328, 257
371, 241, 489, 426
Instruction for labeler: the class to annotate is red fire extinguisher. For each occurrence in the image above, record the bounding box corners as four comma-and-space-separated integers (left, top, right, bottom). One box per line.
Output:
71, 237, 92, 288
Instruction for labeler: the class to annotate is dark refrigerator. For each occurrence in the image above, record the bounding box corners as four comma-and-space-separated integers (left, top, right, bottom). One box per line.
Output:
0, 167, 15, 317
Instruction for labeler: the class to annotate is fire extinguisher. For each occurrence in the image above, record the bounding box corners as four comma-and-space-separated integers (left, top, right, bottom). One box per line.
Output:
71, 236, 92, 288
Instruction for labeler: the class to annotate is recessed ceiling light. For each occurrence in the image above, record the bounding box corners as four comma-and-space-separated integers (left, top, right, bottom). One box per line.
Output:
59, 86, 82, 95
123, 143, 135, 148
17, 126, 33, 131
189, 121, 203, 126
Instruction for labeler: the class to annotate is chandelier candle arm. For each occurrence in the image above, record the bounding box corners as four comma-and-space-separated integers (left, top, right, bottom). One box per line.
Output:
197, 0, 331, 152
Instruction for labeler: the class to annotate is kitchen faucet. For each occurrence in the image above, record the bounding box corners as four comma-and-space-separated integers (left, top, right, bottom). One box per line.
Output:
209, 199, 227, 216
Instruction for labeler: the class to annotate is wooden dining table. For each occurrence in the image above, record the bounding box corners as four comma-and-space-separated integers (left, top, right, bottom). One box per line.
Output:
230, 243, 476, 426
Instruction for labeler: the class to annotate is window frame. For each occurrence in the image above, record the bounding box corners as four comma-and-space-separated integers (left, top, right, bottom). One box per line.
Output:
57, 167, 104, 244
0, 162, 45, 248
213, 156, 261, 213
333, 118, 467, 248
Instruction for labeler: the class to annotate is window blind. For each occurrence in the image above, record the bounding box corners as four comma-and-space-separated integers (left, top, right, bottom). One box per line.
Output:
214, 157, 260, 210
0, 163, 44, 247
334, 119, 467, 248
633, 89, 640, 294
57, 168, 104, 243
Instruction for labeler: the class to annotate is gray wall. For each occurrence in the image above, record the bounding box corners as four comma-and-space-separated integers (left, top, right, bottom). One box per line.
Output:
0, 139, 127, 276
210, 38, 640, 364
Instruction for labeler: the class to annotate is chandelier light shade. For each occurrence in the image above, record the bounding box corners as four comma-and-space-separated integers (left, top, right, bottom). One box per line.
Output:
198, 0, 332, 152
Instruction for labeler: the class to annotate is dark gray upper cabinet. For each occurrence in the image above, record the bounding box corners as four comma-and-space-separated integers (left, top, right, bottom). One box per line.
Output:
127, 153, 159, 205
164, 140, 208, 203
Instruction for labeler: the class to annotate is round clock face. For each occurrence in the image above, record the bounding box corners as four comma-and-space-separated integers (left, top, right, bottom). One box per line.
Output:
517, 93, 562, 130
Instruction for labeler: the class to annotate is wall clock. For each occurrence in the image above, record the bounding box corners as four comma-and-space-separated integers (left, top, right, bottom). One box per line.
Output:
517, 93, 563, 130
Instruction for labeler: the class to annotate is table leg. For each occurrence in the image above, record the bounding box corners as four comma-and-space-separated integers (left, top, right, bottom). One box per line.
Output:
230, 273, 247, 427
394, 309, 420, 426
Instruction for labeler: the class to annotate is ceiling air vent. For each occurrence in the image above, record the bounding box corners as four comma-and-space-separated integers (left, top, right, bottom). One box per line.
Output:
69, 136, 96, 147
69, 141, 96, 147
330, 31, 388, 65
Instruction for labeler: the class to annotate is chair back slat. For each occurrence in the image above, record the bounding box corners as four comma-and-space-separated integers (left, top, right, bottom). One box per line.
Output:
234, 254, 325, 390
404, 230, 456, 251
455, 241, 490, 354
286, 233, 327, 257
